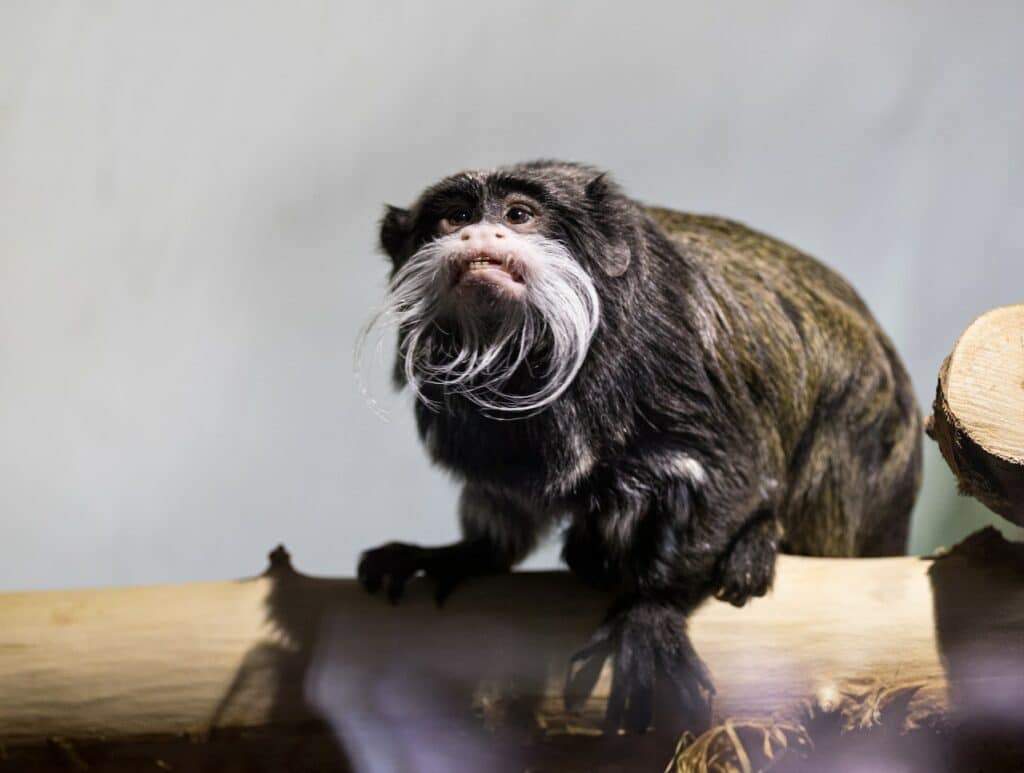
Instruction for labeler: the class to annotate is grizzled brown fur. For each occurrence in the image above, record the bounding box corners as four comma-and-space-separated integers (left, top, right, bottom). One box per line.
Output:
358, 161, 923, 732
645, 207, 922, 557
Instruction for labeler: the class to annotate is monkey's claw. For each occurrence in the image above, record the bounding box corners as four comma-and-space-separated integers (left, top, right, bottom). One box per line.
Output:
564, 600, 714, 733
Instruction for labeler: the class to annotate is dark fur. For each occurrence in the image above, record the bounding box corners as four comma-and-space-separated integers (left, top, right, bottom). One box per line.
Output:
359, 161, 923, 731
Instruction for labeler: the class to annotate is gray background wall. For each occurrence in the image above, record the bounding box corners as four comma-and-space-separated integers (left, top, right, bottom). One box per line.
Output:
2, 1, 1022, 591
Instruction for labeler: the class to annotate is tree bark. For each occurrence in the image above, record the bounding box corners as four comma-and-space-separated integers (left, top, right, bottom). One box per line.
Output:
928, 304, 1024, 526
2, 533, 1023, 771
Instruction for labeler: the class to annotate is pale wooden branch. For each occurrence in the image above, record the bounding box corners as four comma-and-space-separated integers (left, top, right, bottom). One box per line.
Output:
1, 533, 1023, 771
928, 303, 1024, 526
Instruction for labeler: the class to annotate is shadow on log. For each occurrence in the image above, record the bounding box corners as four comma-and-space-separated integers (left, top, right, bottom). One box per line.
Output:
3, 530, 1024, 772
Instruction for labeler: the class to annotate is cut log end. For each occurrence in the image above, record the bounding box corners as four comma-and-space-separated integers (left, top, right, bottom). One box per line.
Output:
930, 304, 1024, 526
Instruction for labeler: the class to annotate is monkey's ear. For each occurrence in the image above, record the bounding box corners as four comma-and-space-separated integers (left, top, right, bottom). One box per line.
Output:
379, 205, 413, 262
585, 174, 633, 277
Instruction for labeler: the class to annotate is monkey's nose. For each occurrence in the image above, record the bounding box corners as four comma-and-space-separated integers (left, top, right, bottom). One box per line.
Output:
460, 224, 508, 246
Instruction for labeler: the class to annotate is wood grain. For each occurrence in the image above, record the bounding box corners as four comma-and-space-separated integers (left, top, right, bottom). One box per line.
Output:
1, 533, 1022, 770
930, 304, 1024, 525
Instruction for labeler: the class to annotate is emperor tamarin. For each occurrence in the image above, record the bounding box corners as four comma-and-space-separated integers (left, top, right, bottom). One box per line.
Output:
357, 160, 922, 732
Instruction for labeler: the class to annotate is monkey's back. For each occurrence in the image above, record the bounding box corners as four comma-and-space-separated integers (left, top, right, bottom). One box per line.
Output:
646, 207, 922, 557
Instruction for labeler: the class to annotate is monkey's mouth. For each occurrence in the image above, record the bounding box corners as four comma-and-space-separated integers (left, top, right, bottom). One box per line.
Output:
452, 253, 525, 295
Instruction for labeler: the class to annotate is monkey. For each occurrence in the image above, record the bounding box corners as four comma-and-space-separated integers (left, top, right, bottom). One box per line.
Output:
356, 160, 923, 733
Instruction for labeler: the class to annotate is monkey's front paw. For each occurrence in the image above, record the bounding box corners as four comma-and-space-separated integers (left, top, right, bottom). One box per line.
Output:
714, 516, 779, 607
564, 600, 714, 733
715, 551, 775, 607
357, 542, 428, 604
358, 541, 473, 606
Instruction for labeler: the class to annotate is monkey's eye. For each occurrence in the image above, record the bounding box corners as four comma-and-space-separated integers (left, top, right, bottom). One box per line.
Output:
505, 206, 533, 225
446, 208, 472, 226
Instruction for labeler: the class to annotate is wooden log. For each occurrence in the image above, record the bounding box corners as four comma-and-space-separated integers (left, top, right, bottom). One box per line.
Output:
928, 304, 1024, 526
1, 533, 1023, 771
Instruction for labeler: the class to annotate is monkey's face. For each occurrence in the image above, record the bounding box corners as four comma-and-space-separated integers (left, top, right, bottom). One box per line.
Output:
398, 190, 562, 309
368, 161, 639, 415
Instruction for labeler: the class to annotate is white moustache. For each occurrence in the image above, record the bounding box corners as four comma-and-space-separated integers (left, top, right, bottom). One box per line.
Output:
364, 232, 600, 416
